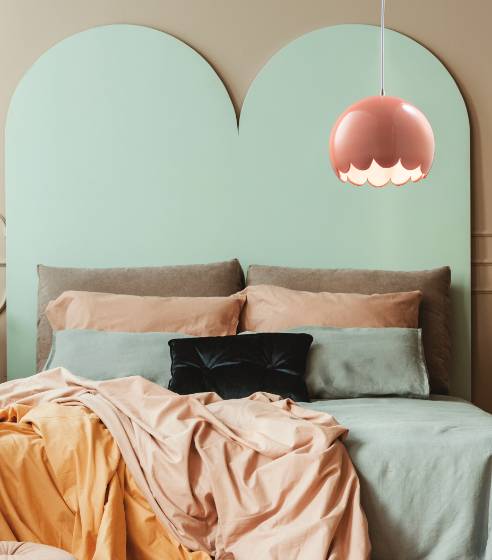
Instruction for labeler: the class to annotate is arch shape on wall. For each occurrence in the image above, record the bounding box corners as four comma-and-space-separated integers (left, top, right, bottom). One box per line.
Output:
6, 24, 470, 397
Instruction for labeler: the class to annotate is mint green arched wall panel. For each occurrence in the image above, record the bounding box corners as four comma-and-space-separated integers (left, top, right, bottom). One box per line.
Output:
238, 24, 470, 398
6, 24, 470, 397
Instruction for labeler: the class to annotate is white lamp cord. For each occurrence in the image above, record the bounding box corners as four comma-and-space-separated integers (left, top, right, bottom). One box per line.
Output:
380, 0, 385, 96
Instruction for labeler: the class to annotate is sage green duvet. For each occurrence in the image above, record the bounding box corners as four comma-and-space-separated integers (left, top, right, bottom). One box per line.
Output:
304, 396, 492, 560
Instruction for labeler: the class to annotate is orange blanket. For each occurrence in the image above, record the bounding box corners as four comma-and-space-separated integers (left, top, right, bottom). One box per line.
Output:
0, 369, 371, 559
0, 402, 209, 560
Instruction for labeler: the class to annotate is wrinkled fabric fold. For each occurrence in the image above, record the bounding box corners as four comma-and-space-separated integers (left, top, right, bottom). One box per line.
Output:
0, 369, 370, 559
0, 402, 209, 560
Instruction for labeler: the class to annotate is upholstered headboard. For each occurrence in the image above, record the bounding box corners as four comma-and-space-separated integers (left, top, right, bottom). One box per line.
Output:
36, 260, 245, 370
6, 24, 470, 397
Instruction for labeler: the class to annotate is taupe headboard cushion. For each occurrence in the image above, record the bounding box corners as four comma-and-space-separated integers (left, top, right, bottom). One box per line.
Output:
37, 259, 245, 371
246, 265, 451, 394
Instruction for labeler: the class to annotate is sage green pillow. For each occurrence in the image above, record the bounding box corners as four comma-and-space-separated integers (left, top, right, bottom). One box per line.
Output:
288, 326, 430, 399
45, 329, 189, 384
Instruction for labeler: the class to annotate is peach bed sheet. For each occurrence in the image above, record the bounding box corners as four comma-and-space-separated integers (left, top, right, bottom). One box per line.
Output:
0, 369, 370, 559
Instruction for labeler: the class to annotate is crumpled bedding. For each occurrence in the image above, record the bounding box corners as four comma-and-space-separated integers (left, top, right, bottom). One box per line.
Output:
0, 369, 371, 560
0, 402, 209, 560
0, 540, 75, 559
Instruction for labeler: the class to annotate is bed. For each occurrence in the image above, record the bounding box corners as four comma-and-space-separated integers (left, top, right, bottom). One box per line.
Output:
3, 20, 483, 560
1, 259, 490, 559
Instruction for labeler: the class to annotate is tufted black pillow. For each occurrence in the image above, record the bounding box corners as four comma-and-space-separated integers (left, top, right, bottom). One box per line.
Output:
168, 333, 313, 401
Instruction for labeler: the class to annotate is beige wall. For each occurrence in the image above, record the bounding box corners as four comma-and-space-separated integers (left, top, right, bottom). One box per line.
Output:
1, 0, 490, 410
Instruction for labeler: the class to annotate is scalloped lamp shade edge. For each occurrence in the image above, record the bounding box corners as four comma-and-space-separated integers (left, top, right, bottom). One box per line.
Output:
329, 95, 435, 188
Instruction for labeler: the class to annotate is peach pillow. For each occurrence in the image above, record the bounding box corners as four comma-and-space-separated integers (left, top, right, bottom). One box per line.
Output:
240, 284, 422, 331
46, 290, 246, 336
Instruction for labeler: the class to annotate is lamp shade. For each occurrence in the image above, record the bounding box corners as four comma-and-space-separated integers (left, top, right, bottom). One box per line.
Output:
329, 95, 435, 187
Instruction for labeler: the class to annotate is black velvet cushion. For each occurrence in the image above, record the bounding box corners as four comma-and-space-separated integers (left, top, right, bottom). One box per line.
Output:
168, 333, 313, 401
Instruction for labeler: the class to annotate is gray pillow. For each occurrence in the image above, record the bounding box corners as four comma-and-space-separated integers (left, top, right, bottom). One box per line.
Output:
288, 326, 430, 399
45, 329, 190, 385
246, 265, 450, 395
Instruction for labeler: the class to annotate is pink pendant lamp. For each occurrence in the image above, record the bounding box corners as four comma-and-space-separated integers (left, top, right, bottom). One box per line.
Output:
329, 0, 435, 187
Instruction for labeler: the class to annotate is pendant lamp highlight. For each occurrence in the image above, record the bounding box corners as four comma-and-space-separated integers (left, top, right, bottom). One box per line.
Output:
329, 0, 435, 187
